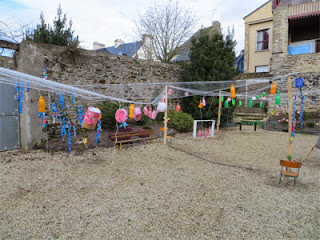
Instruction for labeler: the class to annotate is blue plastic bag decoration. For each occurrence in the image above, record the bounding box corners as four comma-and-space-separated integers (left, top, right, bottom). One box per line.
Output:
67, 121, 72, 153
19, 82, 23, 114
72, 91, 75, 106
96, 119, 102, 143
296, 78, 304, 128
52, 102, 57, 123
72, 121, 77, 138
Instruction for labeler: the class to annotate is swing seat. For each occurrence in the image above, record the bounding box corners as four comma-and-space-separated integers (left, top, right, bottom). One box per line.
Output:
278, 160, 302, 191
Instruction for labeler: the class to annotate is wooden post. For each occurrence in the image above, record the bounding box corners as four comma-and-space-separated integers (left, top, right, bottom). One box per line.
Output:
287, 76, 293, 159
164, 85, 168, 145
217, 91, 222, 132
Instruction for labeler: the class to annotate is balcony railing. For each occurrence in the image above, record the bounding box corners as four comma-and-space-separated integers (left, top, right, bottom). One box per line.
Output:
273, 0, 318, 8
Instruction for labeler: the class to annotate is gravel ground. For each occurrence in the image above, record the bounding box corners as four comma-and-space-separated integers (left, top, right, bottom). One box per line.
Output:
0, 129, 319, 239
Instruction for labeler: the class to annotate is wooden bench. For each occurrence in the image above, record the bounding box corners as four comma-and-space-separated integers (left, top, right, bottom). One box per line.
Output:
110, 129, 156, 150
236, 120, 260, 131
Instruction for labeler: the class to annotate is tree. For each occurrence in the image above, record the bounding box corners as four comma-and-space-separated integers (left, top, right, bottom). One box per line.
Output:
184, 27, 238, 81
181, 28, 238, 123
26, 5, 79, 47
135, 0, 197, 63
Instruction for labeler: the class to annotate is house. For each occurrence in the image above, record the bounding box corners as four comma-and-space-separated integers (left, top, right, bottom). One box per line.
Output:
243, 1, 273, 73
97, 34, 157, 61
171, 21, 221, 62
243, 0, 320, 74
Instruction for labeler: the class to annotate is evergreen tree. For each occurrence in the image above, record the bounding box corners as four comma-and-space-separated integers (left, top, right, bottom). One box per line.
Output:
184, 28, 237, 81
26, 5, 79, 47
181, 29, 238, 123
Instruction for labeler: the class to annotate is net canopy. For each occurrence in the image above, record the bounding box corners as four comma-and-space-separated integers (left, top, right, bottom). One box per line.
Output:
1, 67, 319, 105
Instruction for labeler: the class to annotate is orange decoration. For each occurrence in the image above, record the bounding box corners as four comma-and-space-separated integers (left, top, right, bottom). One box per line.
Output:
198, 103, 203, 108
129, 104, 134, 118
230, 84, 236, 98
270, 83, 277, 95
38, 96, 45, 113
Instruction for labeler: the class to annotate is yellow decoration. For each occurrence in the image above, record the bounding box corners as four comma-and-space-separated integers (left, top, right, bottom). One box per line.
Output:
230, 84, 236, 98
38, 96, 45, 113
129, 104, 134, 119
198, 103, 203, 108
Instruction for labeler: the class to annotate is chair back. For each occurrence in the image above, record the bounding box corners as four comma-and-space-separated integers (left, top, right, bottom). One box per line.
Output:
280, 160, 302, 168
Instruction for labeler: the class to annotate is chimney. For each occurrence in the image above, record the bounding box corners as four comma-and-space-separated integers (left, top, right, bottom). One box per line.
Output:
142, 34, 153, 43
212, 21, 221, 32
114, 39, 124, 48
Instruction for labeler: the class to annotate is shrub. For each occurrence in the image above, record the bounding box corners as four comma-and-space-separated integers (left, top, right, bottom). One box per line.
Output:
168, 110, 194, 132
97, 102, 120, 130
305, 122, 315, 128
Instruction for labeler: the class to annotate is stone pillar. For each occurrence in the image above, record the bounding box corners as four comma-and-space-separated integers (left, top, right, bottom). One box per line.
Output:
270, 6, 289, 73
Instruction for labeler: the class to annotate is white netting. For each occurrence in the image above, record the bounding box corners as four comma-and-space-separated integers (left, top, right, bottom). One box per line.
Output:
1, 67, 319, 105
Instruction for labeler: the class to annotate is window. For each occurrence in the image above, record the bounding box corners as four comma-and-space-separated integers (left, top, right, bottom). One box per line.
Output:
257, 29, 269, 51
255, 65, 269, 73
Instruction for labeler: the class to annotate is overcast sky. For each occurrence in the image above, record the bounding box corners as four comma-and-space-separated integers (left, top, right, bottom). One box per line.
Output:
1, 0, 267, 55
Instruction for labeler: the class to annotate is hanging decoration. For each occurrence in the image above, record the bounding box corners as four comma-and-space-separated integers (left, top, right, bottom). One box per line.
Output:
52, 102, 57, 123
129, 104, 135, 118
115, 108, 128, 124
275, 91, 281, 105
224, 100, 229, 108
72, 91, 75, 106
176, 105, 181, 112
26, 82, 29, 92
198, 102, 203, 109
230, 84, 236, 98
67, 121, 72, 153
168, 89, 172, 95
260, 101, 263, 108
19, 81, 23, 114
82, 106, 102, 130
96, 119, 102, 143
184, 92, 189, 97
232, 98, 236, 106
72, 121, 77, 138
238, 101, 242, 106
16, 82, 20, 103
77, 106, 84, 128
202, 97, 206, 107
148, 106, 152, 118
295, 78, 304, 128
133, 107, 142, 121
157, 101, 167, 112
38, 96, 46, 127
249, 99, 253, 108
270, 83, 276, 95
143, 106, 148, 116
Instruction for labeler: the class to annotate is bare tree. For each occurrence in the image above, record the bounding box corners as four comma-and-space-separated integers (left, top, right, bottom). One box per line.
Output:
135, 0, 198, 63
0, 20, 31, 43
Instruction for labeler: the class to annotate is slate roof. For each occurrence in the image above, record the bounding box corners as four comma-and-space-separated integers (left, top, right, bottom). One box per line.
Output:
98, 41, 143, 57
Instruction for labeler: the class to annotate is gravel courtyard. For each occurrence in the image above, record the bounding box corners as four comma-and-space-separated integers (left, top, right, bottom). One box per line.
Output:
0, 130, 319, 239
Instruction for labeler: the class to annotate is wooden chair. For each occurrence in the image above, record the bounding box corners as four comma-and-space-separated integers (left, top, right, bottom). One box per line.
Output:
278, 160, 302, 191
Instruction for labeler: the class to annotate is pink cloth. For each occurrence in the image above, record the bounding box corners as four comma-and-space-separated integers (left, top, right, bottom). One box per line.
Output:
133, 107, 142, 121
115, 109, 128, 123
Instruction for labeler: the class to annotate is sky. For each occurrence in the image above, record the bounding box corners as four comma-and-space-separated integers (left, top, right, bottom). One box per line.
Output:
0, 0, 268, 55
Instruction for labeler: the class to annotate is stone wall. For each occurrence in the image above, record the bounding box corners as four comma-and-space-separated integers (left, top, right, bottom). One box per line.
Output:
0, 56, 15, 69
15, 41, 183, 149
